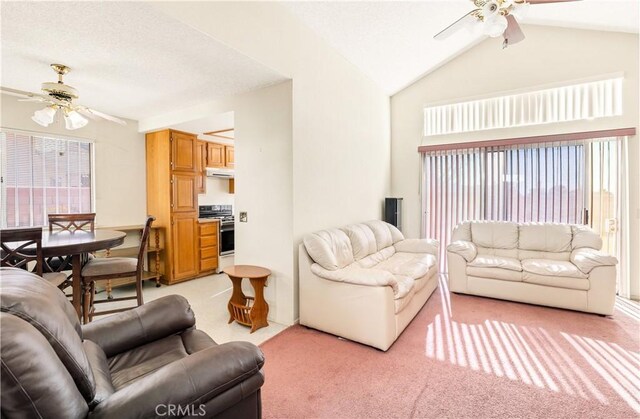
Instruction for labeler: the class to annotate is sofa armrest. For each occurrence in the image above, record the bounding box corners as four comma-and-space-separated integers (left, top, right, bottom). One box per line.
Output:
571, 248, 618, 274
89, 342, 264, 419
81, 295, 195, 358
394, 238, 439, 255
447, 240, 477, 262
310, 264, 413, 299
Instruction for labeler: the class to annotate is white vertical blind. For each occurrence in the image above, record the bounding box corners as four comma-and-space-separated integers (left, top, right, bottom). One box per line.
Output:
423, 77, 623, 137
0, 130, 93, 228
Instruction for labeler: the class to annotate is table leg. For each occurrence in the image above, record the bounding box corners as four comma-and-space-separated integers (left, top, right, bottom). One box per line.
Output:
227, 275, 246, 324
249, 276, 269, 333
71, 253, 82, 320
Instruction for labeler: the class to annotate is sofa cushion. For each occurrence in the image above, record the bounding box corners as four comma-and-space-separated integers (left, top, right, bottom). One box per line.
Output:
571, 225, 603, 250
303, 229, 354, 271
468, 255, 522, 272
341, 223, 377, 260
471, 221, 518, 249
522, 272, 590, 291
521, 259, 587, 279
518, 249, 571, 262
466, 266, 522, 282
374, 252, 437, 280
357, 246, 396, 269
364, 220, 404, 250
519, 223, 572, 253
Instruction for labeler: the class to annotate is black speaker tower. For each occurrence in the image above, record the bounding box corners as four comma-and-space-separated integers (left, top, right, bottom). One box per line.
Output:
384, 198, 403, 231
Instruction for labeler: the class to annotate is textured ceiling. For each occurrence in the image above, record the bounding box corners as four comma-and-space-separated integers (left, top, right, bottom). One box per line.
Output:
1, 2, 287, 121
284, 0, 640, 95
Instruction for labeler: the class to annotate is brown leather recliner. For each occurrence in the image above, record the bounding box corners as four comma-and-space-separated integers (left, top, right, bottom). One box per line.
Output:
0, 267, 265, 418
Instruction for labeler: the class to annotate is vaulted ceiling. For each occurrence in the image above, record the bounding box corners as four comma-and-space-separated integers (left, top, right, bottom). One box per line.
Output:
284, 0, 640, 95
1, 1, 637, 122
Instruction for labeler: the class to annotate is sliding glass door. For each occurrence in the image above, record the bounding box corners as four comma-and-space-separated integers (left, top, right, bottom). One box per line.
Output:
421, 137, 626, 294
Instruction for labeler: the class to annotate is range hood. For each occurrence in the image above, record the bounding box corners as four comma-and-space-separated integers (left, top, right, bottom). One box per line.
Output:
206, 167, 234, 178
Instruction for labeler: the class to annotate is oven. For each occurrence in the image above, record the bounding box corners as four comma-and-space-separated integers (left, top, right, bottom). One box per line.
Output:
219, 221, 235, 256
199, 205, 235, 256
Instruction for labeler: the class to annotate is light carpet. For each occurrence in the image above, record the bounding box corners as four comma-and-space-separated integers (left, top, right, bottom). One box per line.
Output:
259, 277, 640, 418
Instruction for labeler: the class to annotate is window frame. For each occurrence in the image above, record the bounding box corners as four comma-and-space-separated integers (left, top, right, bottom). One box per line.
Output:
0, 127, 96, 228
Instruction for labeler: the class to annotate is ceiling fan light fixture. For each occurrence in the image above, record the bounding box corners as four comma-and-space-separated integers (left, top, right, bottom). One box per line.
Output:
64, 110, 88, 130
484, 14, 509, 37
31, 106, 57, 127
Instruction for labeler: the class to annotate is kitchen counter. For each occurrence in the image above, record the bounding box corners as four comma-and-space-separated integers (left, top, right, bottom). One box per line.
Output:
198, 218, 221, 224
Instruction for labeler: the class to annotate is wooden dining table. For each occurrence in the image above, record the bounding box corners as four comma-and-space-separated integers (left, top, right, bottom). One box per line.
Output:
41, 229, 126, 320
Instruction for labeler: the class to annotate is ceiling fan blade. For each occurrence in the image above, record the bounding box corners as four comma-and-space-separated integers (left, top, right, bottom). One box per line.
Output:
76, 107, 100, 120
1, 87, 46, 100
503, 15, 526, 48
79, 107, 127, 126
434, 10, 480, 40
527, 0, 581, 4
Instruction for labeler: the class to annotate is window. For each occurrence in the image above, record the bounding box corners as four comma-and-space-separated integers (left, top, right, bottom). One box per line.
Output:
421, 136, 627, 283
0, 130, 93, 228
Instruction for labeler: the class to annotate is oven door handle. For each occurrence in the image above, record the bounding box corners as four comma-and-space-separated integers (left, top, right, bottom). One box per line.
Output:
220, 225, 234, 232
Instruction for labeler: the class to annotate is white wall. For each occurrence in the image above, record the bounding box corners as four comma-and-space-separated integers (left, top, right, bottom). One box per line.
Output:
149, 2, 391, 321
391, 25, 640, 298
1, 93, 146, 228
198, 177, 234, 207
141, 81, 295, 325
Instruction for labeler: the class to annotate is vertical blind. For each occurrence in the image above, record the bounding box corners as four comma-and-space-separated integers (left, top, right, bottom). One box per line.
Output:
0, 130, 93, 228
421, 137, 625, 275
423, 77, 623, 137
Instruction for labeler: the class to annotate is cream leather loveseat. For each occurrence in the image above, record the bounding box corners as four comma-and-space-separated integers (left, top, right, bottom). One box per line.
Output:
299, 220, 439, 351
447, 221, 618, 315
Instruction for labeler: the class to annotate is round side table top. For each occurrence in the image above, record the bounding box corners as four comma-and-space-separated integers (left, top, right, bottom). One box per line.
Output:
223, 265, 271, 279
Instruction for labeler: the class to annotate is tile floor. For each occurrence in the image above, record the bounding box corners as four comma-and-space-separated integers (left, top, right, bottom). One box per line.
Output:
98, 273, 289, 346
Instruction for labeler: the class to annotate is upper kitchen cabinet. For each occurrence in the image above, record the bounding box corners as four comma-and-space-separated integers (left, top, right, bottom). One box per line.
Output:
207, 143, 225, 168
225, 145, 235, 168
171, 131, 197, 172
206, 142, 234, 169
196, 140, 206, 194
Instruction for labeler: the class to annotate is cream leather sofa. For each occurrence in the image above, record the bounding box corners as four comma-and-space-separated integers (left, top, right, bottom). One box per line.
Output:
447, 221, 618, 315
299, 220, 439, 351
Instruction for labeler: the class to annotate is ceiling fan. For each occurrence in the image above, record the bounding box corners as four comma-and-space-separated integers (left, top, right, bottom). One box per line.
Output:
1, 63, 126, 130
434, 0, 579, 48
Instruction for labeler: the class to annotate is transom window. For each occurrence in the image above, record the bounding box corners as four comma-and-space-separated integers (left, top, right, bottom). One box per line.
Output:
0, 129, 93, 228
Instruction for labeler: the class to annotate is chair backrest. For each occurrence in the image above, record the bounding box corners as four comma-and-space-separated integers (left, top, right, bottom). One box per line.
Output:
0, 227, 44, 276
48, 213, 96, 232
136, 216, 155, 272
0, 268, 96, 403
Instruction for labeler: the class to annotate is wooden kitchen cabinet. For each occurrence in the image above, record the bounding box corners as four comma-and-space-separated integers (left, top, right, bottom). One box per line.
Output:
146, 129, 199, 285
198, 221, 219, 274
225, 145, 234, 168
207, 143, 225, 168
171, 173, 197, 212
172, 212, 198, 281
206, 142, 234, 169
171, 131, 197, 172
196, 141, 206, 194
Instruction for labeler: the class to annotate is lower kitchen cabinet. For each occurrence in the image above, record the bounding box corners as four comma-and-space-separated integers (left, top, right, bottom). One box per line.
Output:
199, 220, 219, 274
172, 213, 199, 281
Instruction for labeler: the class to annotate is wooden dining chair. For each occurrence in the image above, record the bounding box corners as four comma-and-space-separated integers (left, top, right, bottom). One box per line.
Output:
1, 227, 68, 289
45, 213, 96, 285
80, 216, 155, 323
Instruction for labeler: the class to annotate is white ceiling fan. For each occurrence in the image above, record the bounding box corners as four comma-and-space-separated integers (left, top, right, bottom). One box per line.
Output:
1, 63, 126, 130
435, 0, 580, 48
